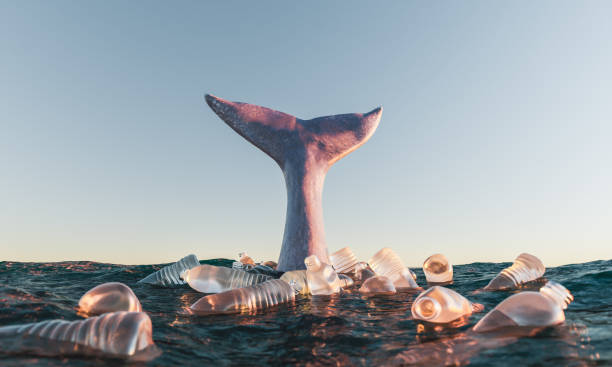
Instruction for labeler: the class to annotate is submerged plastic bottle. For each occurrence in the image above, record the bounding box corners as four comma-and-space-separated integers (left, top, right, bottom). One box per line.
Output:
182, 265, 272, 293
484, 253, 545, 291
280, 270, 310, 295
0, 311, 159, 360
369, 248, 419, 289
474, 281, 573, 332
411, 286, 482, 323
330, 247, 359, 274
138, 254, 200, 287
423, 254, 453, 284
354, 262, 376, 282
190, 279, 295, 314
78, 282, 141, 315
305, 255, 342, 295
359, 275, 396, 295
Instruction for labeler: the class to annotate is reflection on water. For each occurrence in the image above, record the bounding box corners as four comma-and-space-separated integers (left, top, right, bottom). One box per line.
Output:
0, 259, 609, 366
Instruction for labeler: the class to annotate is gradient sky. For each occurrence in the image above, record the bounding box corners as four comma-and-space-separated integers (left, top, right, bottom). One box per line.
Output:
1, 1, 610, 266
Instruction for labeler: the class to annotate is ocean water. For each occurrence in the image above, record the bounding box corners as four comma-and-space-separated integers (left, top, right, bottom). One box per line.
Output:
0, 259, 609, 366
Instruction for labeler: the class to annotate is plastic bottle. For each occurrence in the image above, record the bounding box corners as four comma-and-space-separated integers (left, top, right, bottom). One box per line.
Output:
359, 275, 396, 295
182, 265, 272, 293
354, 262, 375, 282
330, 247, 359, 274
473, 281, 573, 332
369, 248, 419, 289
280, 270, 310, 295
305, 255, 342, 295
338, 274, 355, 288
238, 252, 255, 266
78, 282, 141, 315
484, 253, 545, 291
411, 286, 482, 323
190, 279, 295, 314
423, 254, 453, 284
0, 311, 159, 360
138, 254, 200, 287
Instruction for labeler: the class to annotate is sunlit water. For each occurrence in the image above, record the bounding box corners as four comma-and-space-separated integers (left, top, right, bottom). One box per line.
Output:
0, 259, 609, 366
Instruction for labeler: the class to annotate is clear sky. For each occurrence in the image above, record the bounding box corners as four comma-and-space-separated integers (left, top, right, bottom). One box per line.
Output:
1, 1, 610, 266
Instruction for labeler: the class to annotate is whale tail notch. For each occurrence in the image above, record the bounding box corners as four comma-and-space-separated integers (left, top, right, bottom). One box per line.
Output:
205, 94, 382, 167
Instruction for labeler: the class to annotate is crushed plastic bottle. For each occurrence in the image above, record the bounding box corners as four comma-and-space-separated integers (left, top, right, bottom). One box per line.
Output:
78, 282, 141, 315
138, 254, 200, 287
474, 281, 573, 332
190, 279, 295, 314
423, 254, 453, 284
0, 311, 159, 360
280, 270, 310, 295
369, 248, 419, 289
411, 286, 483, 323
182, 265, 272, 293
359, 275, 396, 295
354, 262, 376, 282
330, 247, 359, 274
305, 255, 342, 295
484, 253, 545, 291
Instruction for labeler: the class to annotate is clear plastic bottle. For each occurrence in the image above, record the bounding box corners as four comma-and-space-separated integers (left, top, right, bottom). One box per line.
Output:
330, 247, 359, 274
354, 262, 376, 282
78, 282, 141, 315
138, 254, 200, 287
0, 311, 159, 360
238, 252, 255, 266
338, 273, 354, 288
359, 275, 396, 295
369, 248, 419, 289
280, 270, 310, 295
484, 253, 545, 291
423, 254, 453, 284
411, 286, 482, 323
182, 264, 272, 293
305, 255, 342, 295
190, 279, 295, 314
474, 281, 573, 332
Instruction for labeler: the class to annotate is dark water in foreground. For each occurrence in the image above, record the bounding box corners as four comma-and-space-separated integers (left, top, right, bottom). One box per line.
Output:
0, 259, 610, 366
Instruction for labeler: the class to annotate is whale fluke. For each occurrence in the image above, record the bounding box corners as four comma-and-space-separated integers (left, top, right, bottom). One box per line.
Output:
205, 94, 382, 271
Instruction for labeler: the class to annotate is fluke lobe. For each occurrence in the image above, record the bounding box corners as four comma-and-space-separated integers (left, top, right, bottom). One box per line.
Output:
205, 94, 382, 272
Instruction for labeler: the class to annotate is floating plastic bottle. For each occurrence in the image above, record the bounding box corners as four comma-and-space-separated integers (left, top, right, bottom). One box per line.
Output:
280, 270, 310, 295
369, 248, 419, 289
138, 254, 200, 287
182, 264, 272, 293
423, 254, 453, 284
474, 281, 573, 332
0, 311, 159, 360
78, 282, 141, 315
330, 247, 359, 274
354, 262, 375, 282
190, 279, 295, 314
484, 253, 545, 291
238, 252, 255, 266
411, 286, 482, 323
359, 275, 396, 295
305, 255, 342, 295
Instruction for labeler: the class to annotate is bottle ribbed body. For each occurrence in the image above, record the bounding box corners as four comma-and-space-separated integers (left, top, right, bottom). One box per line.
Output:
0, 311, 155, 358
184, 265, 272, 293
330, 247, 359, 274
138, 254, 200, 287
484, 253, 545, 290
369, 248, 418, 289
190, 279, 295, 314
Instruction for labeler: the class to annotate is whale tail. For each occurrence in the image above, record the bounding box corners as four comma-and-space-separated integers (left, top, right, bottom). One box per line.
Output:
205, 94, 382, 167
